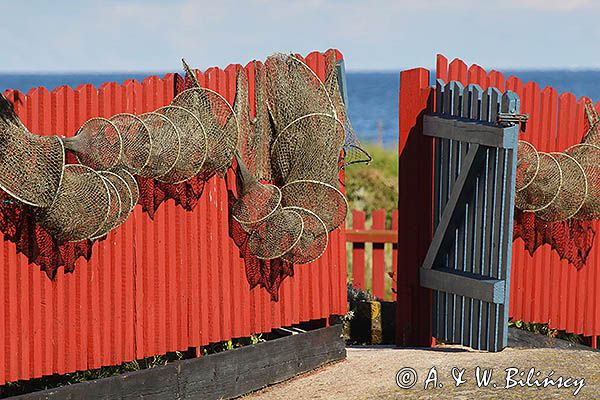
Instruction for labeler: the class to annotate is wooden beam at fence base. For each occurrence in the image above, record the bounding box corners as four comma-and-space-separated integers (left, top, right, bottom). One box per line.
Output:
420, 268, 506, 304
396, 67, 434, 347
13, 325, 346, 400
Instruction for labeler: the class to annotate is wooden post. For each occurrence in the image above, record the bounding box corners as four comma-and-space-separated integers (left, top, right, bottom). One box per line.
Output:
396, 68, 434, 347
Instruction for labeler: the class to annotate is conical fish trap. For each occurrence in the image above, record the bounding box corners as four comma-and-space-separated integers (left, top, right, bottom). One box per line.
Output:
171, 88, 239, 175
271, 113, 344, 185
280, 180, 348, 232
109, 113, 151, 175
515, 152, 562, 213
0, 94, 64, 207
137, 112, 181, 179
63, 117, 122, 171
154, 105, 207, 183
248, 208, 304, 260
90, 175, 122, 240
281, 206, 328, 264
39, 164, 110, 242
535, 152, 587, 222
565, 144, 600, 220
516, 141, 539, 192
231, 154, 281, 230
264, 54, 335, 132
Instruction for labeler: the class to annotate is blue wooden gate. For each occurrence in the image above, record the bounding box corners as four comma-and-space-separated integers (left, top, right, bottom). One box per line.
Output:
419, 80, 521, 351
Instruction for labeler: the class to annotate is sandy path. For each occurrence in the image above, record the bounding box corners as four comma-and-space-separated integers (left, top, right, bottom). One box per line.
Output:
244, 345, 600, 399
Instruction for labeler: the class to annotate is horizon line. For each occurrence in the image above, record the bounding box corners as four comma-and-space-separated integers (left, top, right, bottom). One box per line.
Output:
3, 67, 600, 74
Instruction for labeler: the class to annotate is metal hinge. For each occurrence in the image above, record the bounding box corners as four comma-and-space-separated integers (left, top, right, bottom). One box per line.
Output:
497, 112, 529, 132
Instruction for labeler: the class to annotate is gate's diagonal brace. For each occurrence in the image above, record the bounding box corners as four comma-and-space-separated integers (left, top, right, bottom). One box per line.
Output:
420, 142, 484, 271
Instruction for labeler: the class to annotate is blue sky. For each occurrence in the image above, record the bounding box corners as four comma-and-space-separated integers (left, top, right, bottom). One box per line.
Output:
1, 0, 599, 72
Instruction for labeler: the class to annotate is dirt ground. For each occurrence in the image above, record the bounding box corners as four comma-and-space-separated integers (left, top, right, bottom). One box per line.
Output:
245, 337, 600, 399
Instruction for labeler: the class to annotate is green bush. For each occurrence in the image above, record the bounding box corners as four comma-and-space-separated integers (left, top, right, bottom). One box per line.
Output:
345, 143, 397, 213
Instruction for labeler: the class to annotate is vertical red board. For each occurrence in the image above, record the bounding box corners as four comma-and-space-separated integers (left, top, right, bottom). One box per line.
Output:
396, 68, 433, 346
351, 211, 366, 289
371, 209, 386, 299
436, 54, 448, 82
391, 209, 398, 301
448, 59, 467, 86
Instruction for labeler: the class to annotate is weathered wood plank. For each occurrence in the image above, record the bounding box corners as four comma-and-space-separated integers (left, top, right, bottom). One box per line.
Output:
423, 115, 519, 149
420, 268, 506, 304
13, 326, 346, 400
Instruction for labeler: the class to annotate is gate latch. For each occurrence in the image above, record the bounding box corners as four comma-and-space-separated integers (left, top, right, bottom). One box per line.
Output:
497, 113, 529, 132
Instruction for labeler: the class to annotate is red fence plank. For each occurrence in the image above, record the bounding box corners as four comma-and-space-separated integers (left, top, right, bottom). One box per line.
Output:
397, 67, 433, 347
371, 210, 386, 299
391, 209, 398, 301
351, 210, 366, 289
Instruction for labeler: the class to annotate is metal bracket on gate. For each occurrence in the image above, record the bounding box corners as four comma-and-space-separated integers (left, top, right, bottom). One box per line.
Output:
497, 112, 529, 132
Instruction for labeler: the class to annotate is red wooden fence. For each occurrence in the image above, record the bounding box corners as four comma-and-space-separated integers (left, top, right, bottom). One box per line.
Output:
396, 54, 600, 348
346, 209, 397, 301
0, 50, 347, 385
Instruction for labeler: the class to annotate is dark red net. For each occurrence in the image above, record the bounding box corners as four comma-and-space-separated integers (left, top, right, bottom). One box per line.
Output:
0, 189, 93, 279
513, 208, 595, 270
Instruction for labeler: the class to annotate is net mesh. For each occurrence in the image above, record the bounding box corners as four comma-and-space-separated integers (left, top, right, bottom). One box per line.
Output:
583, 100, 600, 145
0, 93, 65, 207
109, 113, 151, 175
63, 118, 122, 171
265, 54, 335, 132
281, 206, 328, 264
516, 141, 539, 192
515, 152, 562, 213
280, 180, 348, 232
565, 144, 600, 220
154, 105, 207, 183
137, 112, 181, 179
90, 176, 121, 240
534, 152, 587, 222
111, 167, 139, 213
271, 113, 344, 186
171, 88, 238, 175
248, 208, 304, 260
254, 62, 275, 180
514, 209, 595, 270
38, 164, 110, 243
230, 154, 281, 230
99, 170, 134, 231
